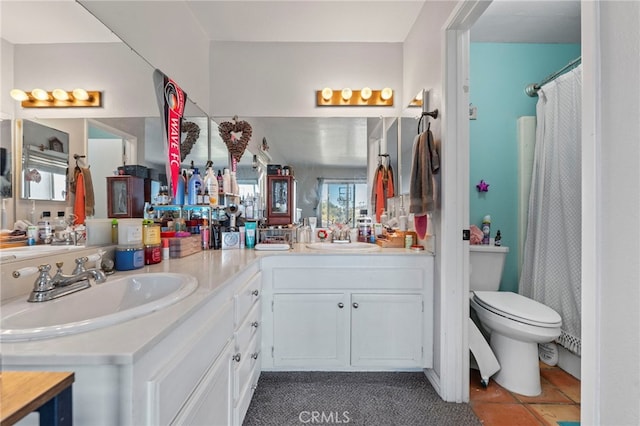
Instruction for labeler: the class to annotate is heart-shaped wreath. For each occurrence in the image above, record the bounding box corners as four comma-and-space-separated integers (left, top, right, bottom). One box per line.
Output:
218, 117, 252, 163
180, 121, 201, 161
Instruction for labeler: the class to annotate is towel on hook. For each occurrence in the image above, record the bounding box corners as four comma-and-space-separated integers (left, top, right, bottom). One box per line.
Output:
371, 162, 395, 222
409, 128, 440, 214
73, 167, 95, 224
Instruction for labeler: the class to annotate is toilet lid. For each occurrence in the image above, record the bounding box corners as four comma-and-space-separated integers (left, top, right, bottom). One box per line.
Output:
472, 291, 562, 327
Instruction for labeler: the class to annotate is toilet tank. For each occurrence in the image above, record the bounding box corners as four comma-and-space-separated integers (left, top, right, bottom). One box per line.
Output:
469, 245, 509, 291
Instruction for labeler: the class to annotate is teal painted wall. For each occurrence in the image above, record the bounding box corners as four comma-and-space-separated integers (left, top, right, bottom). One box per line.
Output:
470, 43, 580, 292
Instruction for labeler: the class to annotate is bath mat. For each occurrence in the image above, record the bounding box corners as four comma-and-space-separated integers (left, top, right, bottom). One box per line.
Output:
557, 422, 580, 426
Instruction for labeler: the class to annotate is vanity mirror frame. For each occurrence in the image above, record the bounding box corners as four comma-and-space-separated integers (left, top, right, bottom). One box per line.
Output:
16, 119, 70, 203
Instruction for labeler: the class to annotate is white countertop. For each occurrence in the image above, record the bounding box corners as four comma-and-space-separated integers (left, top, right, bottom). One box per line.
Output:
1, 244, 432, 366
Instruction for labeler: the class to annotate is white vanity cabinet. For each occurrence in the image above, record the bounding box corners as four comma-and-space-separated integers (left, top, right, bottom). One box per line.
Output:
261, 255, 433, 371
232, 270, 262, 425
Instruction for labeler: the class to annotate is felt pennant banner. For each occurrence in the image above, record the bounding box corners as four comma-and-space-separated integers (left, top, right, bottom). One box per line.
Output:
153, 69, 187, 198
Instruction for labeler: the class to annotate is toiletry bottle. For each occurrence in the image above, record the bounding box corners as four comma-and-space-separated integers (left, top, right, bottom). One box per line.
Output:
380, 209, 388, 227
111, 219, 118, 244
482, 215, 491, 245
187, 168, 202, 205
398, 206, 408, 231
29, 200, 37, 225
494, 230, 502, 246
222, 168, 231, 194
357, 209, 372, 243
203, 162, 219, 206
217, 170, 224, 195
172, 171, 186, 205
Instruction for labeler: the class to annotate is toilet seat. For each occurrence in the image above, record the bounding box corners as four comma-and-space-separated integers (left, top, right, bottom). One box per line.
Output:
472, 291, 562, 328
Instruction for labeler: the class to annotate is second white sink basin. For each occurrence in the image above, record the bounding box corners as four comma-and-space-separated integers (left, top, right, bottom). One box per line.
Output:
0, 272, 198, 342
305, 242, 381, 252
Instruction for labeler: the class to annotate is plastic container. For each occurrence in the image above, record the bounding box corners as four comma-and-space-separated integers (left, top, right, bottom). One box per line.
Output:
115, 246, 144, 270
144, 244, 162, 265
142, 220, 161, 245
187, 168, 202, 205
117, 219, 143, 247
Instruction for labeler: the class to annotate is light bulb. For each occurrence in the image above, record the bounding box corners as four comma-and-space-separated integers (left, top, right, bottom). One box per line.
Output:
10, 89, 28, 101
380, 87, 393, 101
321, 88, 333, 101
341, 88, 352, 101
360, 87, 372, 101
31, 88, 50, 101
72, 88, 90, 101
52, 89, 69, 101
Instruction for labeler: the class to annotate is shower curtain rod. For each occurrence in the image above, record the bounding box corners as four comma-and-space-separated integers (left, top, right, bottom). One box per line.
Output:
524, 56, 582, 97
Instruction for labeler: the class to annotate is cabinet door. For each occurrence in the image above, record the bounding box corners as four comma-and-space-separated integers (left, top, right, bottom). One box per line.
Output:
273, 293, 348, 368
350, 293, 423, 368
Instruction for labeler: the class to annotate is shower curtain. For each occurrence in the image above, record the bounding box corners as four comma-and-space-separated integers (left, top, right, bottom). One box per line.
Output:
519, 65, 582, 355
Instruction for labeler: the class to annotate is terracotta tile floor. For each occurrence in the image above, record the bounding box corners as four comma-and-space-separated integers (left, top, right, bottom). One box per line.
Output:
470, 363, 581, 426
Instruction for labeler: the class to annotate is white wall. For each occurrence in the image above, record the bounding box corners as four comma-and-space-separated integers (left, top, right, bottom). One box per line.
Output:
583, 1, 640, 424
402, 0, 457, 389
79, 1, 211, 113
12, 43, 158, 120
210, 42, 403, 118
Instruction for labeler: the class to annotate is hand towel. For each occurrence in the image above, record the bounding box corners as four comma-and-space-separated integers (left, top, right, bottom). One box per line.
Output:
74, 171, 85, 225
80, 167, 95, 217
409, 129, 440, 214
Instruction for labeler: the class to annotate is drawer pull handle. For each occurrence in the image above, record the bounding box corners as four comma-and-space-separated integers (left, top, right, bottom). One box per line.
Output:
251, 321, 259, 328
352, 302, 359, 309
252, 289, 259, 296
232, 353, 241, 362
251, 352, 259, 360
337, 302, 344, 309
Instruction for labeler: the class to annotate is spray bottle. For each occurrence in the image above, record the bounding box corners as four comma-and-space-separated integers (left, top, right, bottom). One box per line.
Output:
482, 215, 491, 245
203, 160, 219, 207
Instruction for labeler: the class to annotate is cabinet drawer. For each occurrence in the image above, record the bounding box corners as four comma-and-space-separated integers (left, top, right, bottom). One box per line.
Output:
171, 342, 232, 426
235, 302, 261, 354
272, 267, 424, 290
235, 272, 262, 326
234, 365, 261, 426
233, 334, 261, 401
148, 300, 234, 426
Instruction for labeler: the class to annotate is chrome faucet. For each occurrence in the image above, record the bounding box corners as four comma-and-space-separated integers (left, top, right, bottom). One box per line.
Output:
19, 256, 107, 303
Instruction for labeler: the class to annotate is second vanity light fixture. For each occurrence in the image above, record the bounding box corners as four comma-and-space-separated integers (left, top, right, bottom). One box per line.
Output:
10, 88, 102, 108
316, 87, 393, 106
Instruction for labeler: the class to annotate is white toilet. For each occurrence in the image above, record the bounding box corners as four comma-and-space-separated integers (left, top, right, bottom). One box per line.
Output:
469, 244, 562, 396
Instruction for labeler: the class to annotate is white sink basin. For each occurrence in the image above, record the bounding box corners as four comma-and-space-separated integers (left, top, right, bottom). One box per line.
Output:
0, 273, 198, 342
305, 242, 381, 252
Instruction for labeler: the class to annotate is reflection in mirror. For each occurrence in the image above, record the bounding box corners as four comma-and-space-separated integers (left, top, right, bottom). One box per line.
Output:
1, 120, 11, 198
20, 120, 69, 201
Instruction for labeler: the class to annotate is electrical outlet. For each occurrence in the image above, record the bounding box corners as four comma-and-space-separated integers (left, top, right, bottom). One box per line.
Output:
469, 104, 477, 120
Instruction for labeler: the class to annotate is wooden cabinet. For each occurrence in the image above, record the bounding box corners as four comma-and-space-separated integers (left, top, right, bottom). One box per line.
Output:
106, 175, 145, 218
266, 175, 295, 225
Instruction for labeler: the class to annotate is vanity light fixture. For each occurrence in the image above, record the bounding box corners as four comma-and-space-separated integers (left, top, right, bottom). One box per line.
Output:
10, 88, 102, 108
321, 87, 333, 101
380, 87, 393, 101
316, 87, 394, 106
360, 87, 372, 101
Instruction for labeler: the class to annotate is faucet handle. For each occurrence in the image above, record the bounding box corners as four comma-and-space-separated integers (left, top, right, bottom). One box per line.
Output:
72, 256, 88, 274
12, 266, 39, 278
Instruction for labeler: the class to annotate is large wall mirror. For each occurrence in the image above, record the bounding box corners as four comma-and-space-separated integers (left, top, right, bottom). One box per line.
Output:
4, 2, 408, 226
19, 119, 69, 201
